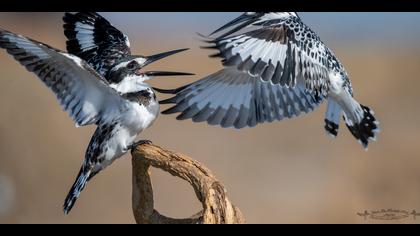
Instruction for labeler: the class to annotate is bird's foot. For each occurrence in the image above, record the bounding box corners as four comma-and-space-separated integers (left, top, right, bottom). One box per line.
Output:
130, 140, 153, 150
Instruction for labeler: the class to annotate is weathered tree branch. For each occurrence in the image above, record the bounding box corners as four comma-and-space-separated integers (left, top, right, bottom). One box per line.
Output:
131, 142, 245, 224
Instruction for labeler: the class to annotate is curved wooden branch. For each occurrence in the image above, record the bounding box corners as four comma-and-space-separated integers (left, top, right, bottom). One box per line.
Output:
131, 142, 245, 224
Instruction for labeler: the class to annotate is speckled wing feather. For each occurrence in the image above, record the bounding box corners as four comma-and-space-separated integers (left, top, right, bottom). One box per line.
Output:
206, 17, 335, 100
63, 12, 132, 76
0, 28, 128, 127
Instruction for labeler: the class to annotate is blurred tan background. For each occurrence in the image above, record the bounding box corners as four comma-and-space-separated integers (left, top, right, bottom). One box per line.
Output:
0, 12, 420, 224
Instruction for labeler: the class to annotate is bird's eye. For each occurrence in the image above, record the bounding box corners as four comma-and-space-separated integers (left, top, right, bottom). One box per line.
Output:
127, 61, 137, 70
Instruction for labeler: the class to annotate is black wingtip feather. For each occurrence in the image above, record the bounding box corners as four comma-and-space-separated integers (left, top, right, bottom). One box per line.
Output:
209, 52, 222, 58
161, 105, 184, 115
159, 97, 179, 105
200, 44, 218, 50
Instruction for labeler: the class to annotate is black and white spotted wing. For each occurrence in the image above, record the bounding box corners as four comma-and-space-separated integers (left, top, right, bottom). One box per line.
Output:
160, 68, 322, 129
63, 12, 131, 76
160, 15, 334, 128
0, 29, 127, 127
206, 18, 334, 100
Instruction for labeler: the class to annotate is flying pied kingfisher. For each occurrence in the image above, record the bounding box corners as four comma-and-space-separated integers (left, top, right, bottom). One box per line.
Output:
158, 12, 380, 149
0, 26, 191, 214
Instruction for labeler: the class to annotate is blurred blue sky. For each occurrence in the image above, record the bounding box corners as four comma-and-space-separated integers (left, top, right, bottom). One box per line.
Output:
99, 12, 420, 46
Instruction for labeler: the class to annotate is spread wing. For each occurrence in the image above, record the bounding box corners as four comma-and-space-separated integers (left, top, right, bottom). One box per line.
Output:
160, 68, 322, 129
206, 18, 333, 100
159, 16, 334, 128
0, 28, 128, 126
63, 12, 131, 76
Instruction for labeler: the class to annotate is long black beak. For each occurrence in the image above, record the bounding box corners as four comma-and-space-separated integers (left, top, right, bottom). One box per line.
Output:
144, 71, 194, 77
143, 48, 189, 67
209, 13, 261, 39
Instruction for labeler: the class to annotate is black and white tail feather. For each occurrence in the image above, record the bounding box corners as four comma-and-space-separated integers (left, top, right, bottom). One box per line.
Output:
63, 165, 91, 214
344, 104, 379, 150
324, 98, 379, 150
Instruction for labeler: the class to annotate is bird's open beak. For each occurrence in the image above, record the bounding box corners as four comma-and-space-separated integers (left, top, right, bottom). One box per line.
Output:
209, 13, 262, 39
142, 71, 194, 77
138, 48, 193, 77
143, 48, 189, 67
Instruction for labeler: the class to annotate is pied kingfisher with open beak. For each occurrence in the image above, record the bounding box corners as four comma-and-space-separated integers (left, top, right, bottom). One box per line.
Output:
62, 12, 190, 86
0, 17, 191, 213
159, 12, 380, 149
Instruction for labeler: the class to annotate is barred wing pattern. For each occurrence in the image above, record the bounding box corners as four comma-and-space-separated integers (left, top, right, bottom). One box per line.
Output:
207, 18, 336, 100
161, 68, 322, 129
63, 12, 132, 76
0, 29, 127, 127
161, 17, 335, 128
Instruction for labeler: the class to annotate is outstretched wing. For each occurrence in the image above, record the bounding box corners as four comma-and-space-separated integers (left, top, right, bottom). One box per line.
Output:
158, 15, 334, 128
63, 12, 131, 76
160, 68, 322, 129
0, 28, 127, 126
205, 17, 334, 100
